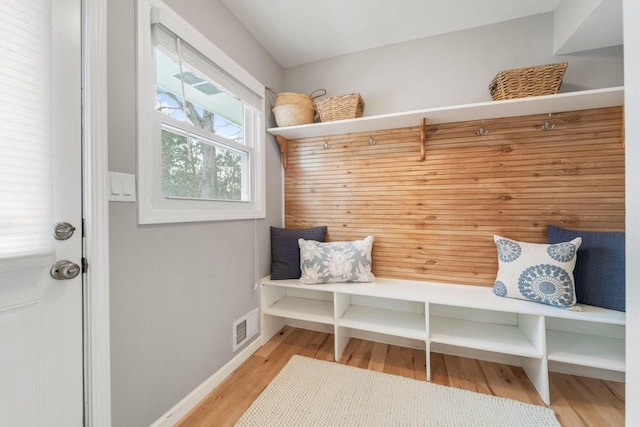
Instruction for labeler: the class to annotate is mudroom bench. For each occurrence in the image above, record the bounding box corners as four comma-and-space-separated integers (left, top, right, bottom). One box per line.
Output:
259, 276, 625, 405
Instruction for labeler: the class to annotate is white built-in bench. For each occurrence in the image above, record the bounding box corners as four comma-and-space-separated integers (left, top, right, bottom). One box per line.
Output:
260, 276, 625, 405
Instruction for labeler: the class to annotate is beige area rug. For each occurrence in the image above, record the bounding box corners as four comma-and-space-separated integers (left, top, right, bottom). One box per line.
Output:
235, 355, 560, 427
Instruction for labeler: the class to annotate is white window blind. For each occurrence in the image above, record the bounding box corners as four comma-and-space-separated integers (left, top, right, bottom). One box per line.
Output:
152, 22, 263, 110
0, 0, 54, 259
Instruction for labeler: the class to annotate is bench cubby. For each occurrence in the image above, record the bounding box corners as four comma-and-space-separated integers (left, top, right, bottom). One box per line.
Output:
260, 276, 625, 405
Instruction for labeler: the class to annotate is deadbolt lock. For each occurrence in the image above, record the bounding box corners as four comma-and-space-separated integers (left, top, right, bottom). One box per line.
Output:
54, 222, 76, 240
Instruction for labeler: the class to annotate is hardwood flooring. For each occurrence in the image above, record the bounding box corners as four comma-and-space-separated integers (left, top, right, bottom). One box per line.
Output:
177, 327, 625, 426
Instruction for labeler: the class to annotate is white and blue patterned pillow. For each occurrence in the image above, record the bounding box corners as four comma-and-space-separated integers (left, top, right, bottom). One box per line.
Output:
493, 235, 582, 308
298, 236, 375, 284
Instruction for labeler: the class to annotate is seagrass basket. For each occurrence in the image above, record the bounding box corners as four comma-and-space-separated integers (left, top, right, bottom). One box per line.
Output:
273, 89, 326, 110
274, 92, 314, 109
316, 93, 365, 122
272, 104, 315, 127
489, 62, 568, 101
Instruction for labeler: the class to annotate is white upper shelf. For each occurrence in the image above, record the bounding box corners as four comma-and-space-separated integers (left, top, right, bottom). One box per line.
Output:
266, 86, 624, 140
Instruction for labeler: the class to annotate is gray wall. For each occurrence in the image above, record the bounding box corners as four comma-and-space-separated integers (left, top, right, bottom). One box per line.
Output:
283, 13, 624, 116
107, 0, 283, 425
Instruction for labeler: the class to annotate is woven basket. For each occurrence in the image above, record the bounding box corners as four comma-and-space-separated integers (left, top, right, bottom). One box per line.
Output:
274, 92, 314, 109
489, 62, 568, 101
272, 104, 315, 127
316, 93, 365, 122
272, 89, 326, 110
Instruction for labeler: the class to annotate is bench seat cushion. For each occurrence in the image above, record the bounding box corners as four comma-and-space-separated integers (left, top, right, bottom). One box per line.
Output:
547, 225, 625, 312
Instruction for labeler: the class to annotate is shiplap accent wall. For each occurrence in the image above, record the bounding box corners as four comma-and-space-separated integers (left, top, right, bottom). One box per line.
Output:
284, 107, 625, 286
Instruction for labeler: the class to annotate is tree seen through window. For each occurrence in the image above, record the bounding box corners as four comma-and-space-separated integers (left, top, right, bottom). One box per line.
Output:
157, 87, 244, 200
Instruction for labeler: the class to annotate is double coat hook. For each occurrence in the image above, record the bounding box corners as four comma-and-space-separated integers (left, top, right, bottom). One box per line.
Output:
476, 120, 489, 136
541, 113, 555, 130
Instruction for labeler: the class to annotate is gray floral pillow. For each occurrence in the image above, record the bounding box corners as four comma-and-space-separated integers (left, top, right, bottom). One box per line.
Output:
298, 236, 375, 284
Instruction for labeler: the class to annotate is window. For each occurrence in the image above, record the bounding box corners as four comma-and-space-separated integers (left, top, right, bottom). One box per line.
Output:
137, 0, 265, 223
0, 0, 53, 261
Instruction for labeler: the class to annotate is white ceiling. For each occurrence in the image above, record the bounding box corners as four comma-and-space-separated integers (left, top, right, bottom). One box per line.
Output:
221, 0, 565, 68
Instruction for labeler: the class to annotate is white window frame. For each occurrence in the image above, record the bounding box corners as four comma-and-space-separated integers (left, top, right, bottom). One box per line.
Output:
136, 0, 266, 224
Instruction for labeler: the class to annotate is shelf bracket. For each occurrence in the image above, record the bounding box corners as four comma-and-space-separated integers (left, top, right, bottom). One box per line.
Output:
276, 135, 288, 169
420, 117, 426, 162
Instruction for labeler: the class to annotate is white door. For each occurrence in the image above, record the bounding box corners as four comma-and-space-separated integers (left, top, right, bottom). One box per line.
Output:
0, 0, 83, 425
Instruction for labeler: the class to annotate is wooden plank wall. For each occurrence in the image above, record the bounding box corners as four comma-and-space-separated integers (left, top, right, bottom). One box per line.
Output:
284, 107, 625, 286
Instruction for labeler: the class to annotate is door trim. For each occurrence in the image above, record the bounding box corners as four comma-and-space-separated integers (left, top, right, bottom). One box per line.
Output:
82, 0, 111, 425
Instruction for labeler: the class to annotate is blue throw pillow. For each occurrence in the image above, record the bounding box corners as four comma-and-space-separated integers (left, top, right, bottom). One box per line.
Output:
547, 225, 625, 311
270, 226, 327, 280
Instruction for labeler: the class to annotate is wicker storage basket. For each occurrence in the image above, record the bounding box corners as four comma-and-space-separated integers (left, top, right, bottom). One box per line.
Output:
272, 104, 315, 127
489, 62, 568, 101
274, 92, 314, 109
316, 93, 365, 122
272, 89, 326, 110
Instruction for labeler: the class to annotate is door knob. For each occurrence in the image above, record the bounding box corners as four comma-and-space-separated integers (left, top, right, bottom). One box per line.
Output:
50, 260, 81, 280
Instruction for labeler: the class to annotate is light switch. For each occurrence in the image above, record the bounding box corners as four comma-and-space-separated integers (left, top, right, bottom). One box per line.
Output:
110, 175, 123, 195
123, 178, 134, 196
109, 172, 136, 202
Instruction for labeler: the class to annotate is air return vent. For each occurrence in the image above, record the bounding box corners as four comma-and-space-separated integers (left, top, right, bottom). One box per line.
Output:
236, 320, 247, 344
233, 307, 259, 351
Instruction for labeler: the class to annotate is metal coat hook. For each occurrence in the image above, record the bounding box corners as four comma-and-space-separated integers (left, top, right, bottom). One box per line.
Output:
541, 113, 555, 130
476, 120, 489, 136
323, 138, 331, 149
368, 135, 376, 145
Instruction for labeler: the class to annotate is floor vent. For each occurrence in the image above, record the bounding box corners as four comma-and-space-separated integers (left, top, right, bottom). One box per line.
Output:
233, 307, 259, 351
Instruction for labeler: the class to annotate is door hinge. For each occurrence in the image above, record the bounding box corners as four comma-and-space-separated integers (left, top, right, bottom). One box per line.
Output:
82, 257, 89, 274
81, 218, 86, 237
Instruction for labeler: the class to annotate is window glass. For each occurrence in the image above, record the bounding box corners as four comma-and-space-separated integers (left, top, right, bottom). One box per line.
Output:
155, 49, 186, 121
161, 127, 246, 201
154, 39, 251, 202
154, 46, 245, 144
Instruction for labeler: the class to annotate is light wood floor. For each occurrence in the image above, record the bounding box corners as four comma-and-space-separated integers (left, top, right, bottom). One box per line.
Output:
178, 327, 625, 426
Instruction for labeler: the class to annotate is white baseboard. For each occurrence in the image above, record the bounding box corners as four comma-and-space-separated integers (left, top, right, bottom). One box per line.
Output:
150, 337, 262, 427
